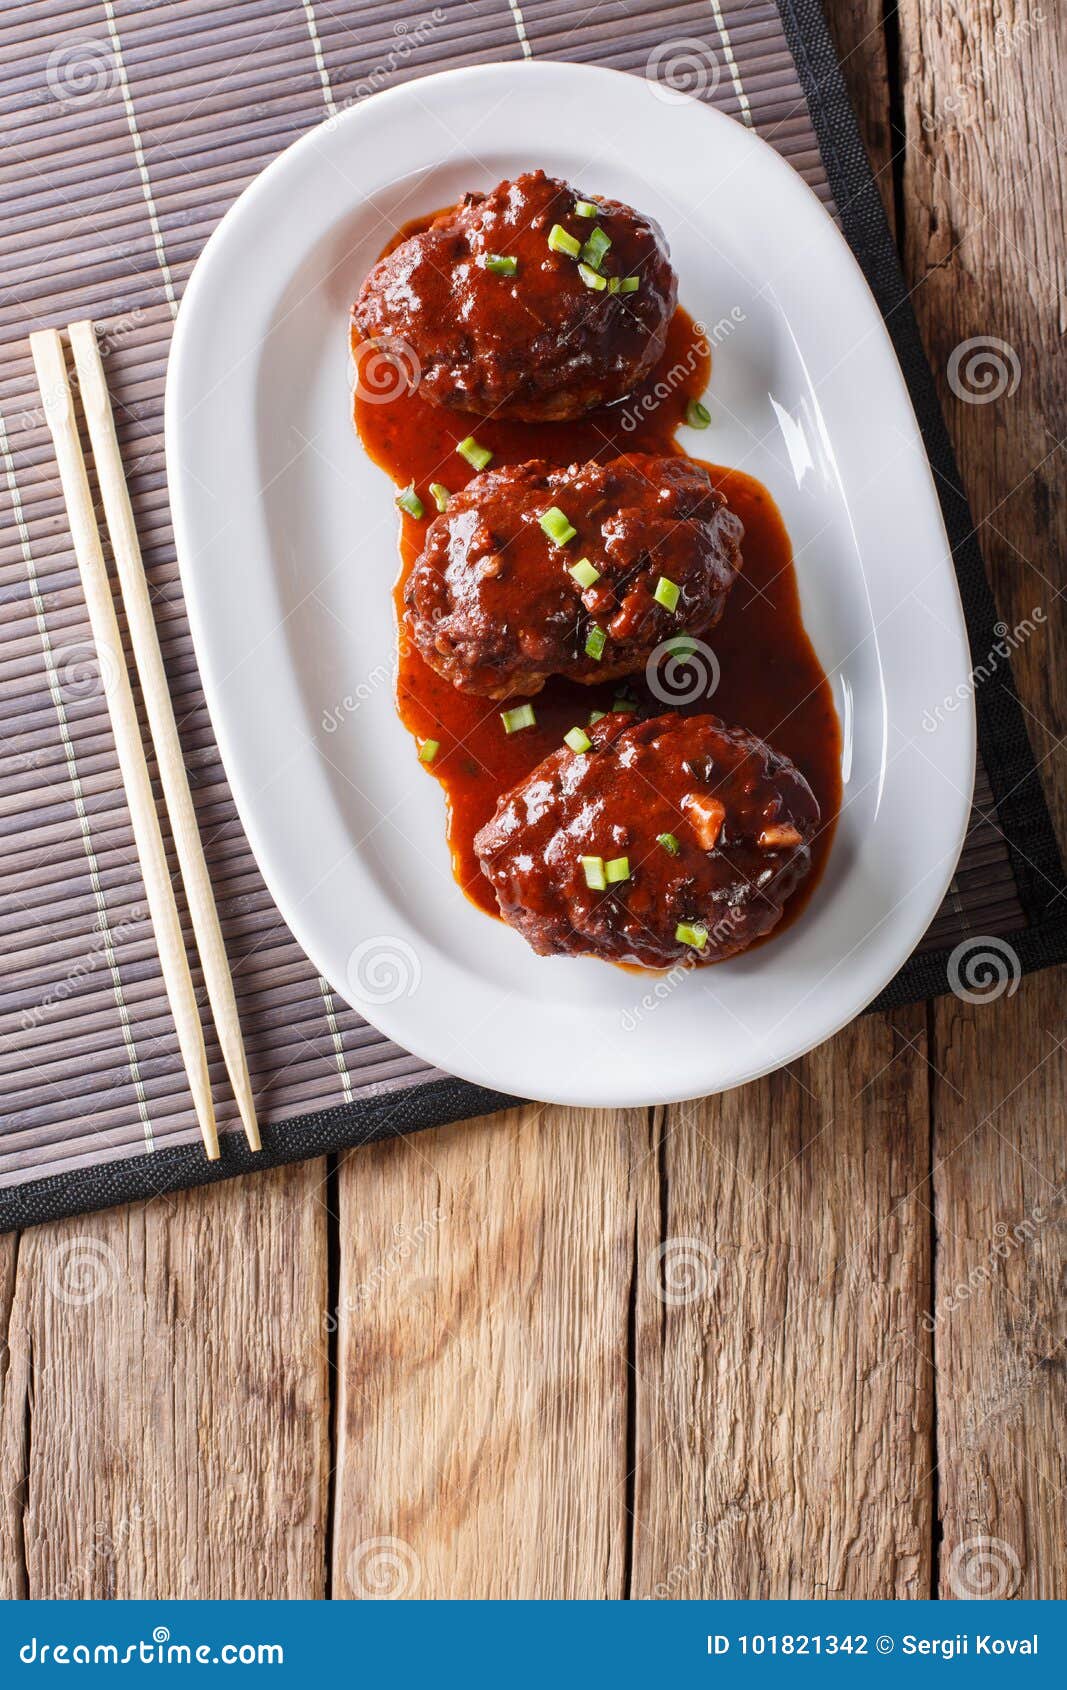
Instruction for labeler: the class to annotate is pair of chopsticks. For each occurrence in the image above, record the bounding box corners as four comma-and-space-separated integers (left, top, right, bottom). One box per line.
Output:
30, 324, 260, 1161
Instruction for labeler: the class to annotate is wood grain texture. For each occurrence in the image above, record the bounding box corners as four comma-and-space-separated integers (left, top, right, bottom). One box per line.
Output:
10, 1163, 329, 1598
0, 1234, 28, 1599
930, 973, 1066, 1599
331, 1106, 639, 1599
631, 1005, 933, 1598
892, 0, 1067, 1601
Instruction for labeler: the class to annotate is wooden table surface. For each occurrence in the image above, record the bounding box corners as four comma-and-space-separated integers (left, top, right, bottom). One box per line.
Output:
1, 0, 1064, 1601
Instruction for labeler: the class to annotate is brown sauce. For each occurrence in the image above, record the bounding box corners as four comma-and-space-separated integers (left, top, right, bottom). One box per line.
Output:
353, 226, 841, 935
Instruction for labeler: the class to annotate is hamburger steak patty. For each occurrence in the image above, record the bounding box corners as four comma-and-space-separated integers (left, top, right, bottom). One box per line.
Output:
473, 712, 820, 969
353, 171, 678, 420
405, 455, 744, 698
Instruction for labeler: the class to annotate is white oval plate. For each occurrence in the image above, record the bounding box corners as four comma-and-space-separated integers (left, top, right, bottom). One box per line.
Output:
166, 62, 974, 1109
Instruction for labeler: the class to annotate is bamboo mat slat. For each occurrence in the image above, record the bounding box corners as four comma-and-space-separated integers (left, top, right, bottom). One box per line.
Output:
0, 0, 1040, 1205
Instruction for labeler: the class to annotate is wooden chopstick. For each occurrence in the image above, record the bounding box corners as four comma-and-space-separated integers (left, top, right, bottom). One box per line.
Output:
68, 320, 262, 1154
30, 328, 221, 1161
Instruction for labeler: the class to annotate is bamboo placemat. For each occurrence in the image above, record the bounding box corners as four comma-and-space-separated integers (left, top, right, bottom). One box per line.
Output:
2, 0, 1064, 1226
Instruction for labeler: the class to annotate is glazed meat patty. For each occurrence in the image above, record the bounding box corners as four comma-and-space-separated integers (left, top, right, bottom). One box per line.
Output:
474, 712, 819, 969
353, 170, 677, 420
405, 455, 743, 698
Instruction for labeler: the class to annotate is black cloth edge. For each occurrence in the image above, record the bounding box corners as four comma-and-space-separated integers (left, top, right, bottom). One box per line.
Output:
0, 1076, 519, 1232
4, 4, 1064, 1231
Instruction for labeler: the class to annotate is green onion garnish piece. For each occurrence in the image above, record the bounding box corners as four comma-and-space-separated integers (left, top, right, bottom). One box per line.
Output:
580, 227, 612, 270
588, 709, 606, 725
665, 634, 698, 658
564, 726, 592, 754
429, 482, 451, 512
577, 262, 607, 292
457, 436, 493, 471
581, 855, 607, 891
607, 277, 620, 295
657, 832, 680, 856
676, 921, 708, 950
480, 253, 517, 277
418, 738, 440, 764
540, 506, 577, 546
654, 576, 681, 613
574, 200, 599, 219
605, 855, 630, 884
500, 703, 536, 734
619, 276, 640, 294
569, 557, 601, 588
585, 625, 607, 661
548, 223, 581, 258
685, 399, 712, 429
396, 484, 424, 519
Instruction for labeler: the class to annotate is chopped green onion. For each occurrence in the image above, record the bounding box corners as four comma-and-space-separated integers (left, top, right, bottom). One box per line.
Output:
664, 634, 698, 658
605, 855, 630, 884
479, 253, 517, 277
574, 200, 599, 219
429, 482, 451, 512
685, 399, 711, 429
657, 832, 680, 857
569, 557, 601, 588
457, 435, 493, 471
580, 227, 612, 270
676, 921, 708, 950
581, 855, 606, 891
500, 703, 536, 734
607, 277, 621, 295
396, 484, 424, 519
564, 726, 592, 754
540, 506, 577, 546
417, 738, 440, 764
588, 709, 606, 725
548, 223, 581, 258
612, 686, 636, 713
619, 276, 640, 294
577, 262, 607, 292
585, 625, 607, 661
654, 575, 681, 613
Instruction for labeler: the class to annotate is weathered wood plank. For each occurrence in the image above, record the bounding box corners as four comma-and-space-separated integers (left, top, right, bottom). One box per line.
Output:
893, 0, 1067, 1600
929, 974, 1066, 1598
631, 1006, 933, 1597
10, 1164, 329, 1598
331, 1105, 639, 1599
0, 1234, 28, 1599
